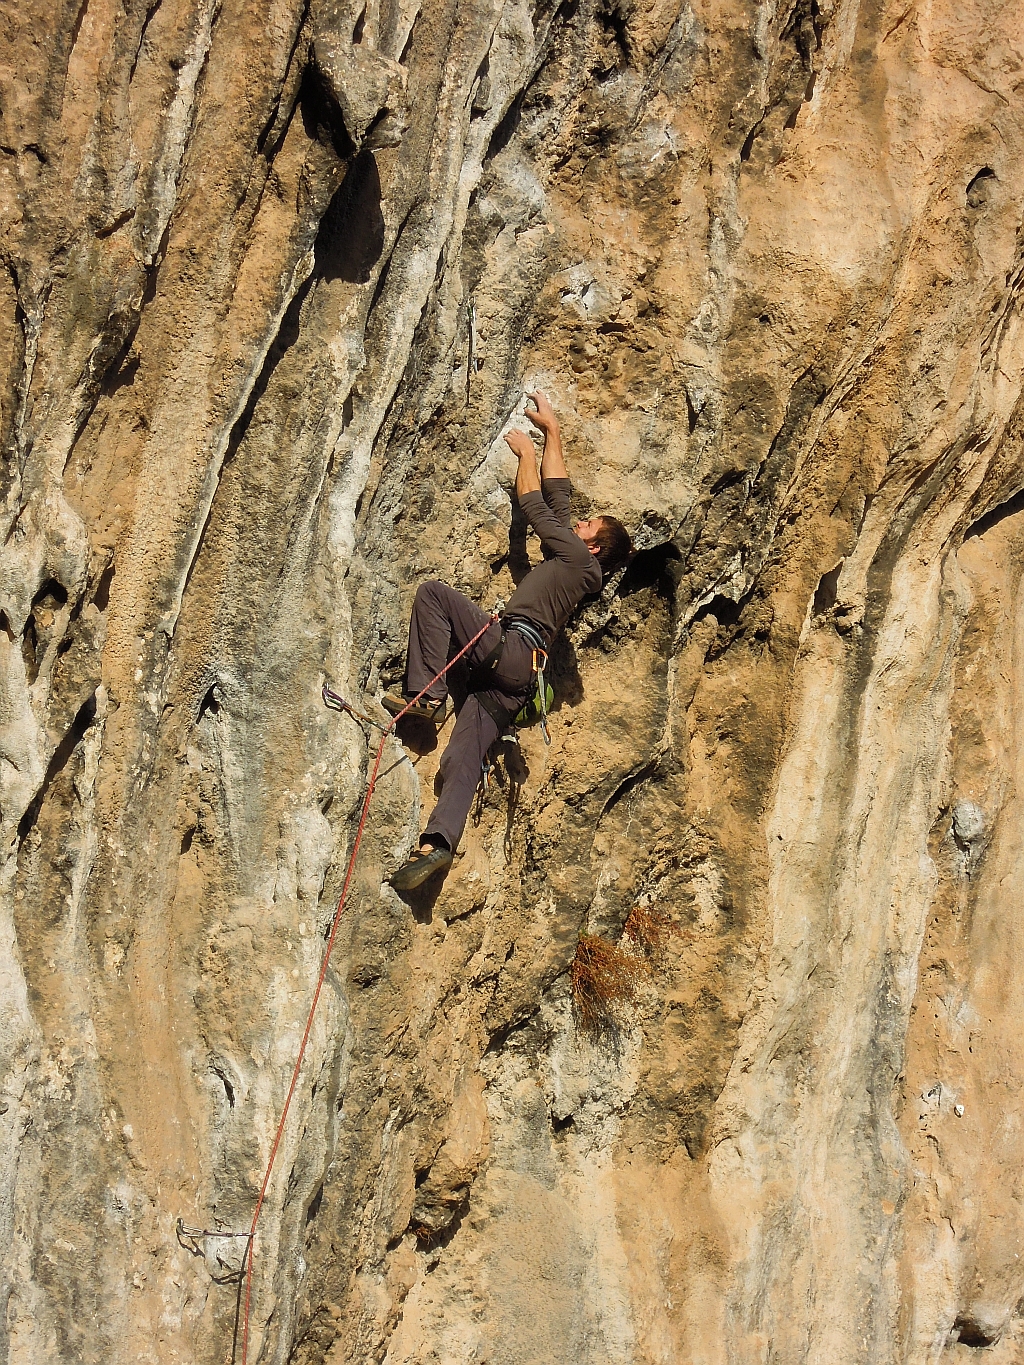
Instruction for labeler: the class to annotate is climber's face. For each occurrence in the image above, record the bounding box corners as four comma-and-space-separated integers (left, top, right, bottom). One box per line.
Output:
575, 518, 603, 552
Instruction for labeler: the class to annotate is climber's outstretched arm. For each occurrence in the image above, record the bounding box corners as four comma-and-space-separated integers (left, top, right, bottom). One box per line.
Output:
505, 427, 541, 499
528, 391, 567, 480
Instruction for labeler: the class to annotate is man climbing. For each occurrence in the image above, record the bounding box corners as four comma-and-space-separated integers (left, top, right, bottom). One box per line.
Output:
384, 391, 633, 891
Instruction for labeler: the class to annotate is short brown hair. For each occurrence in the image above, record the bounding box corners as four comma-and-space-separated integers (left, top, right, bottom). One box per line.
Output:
591, 516, 633, 575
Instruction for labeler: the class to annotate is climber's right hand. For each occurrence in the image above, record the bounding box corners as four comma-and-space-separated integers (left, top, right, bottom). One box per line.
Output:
526, 391, 558, 433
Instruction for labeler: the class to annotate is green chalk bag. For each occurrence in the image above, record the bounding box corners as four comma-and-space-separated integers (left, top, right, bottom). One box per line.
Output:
514, 681, 554, 729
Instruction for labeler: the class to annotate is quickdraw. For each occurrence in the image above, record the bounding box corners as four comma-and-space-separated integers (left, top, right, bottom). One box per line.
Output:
321, 682, 389, 732
532, 647, 550, 745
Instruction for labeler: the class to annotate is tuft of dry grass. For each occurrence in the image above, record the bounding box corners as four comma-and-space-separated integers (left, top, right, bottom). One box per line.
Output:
623, 903, 678, 957
570, 935, 642, 1032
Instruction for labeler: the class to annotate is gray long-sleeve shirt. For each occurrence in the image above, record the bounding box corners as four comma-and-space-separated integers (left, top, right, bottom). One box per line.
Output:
503, 478, 602, 643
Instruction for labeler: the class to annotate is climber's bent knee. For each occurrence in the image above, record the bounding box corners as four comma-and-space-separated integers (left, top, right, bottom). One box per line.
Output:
414, 579, 446, 604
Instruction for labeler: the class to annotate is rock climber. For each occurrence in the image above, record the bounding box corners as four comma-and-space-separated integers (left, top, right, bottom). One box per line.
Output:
384, 391, 633, 891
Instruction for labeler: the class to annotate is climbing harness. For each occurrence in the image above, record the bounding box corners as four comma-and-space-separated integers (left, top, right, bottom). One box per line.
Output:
504, 616, 545, 653
504, 621, 552, 744
466, 615, 553, 745
230, 615, 497, 1365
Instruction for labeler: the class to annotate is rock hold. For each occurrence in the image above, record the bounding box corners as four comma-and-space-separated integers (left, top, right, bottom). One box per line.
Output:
310, 5, 409, 152
952, 800, 985, 849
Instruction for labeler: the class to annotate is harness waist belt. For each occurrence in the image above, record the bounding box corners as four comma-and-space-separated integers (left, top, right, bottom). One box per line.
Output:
503, 618, 547, 652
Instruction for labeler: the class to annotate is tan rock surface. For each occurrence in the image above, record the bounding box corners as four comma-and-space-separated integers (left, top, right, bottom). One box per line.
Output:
2, 0, 1024, 1360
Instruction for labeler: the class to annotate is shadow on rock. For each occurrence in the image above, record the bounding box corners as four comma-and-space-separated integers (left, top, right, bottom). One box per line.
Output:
392, 867, 450, 924
548, 631, 583, 706
394, 715, 440, 754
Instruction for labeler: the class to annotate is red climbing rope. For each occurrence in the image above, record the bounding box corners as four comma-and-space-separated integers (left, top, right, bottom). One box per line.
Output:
240, 615, 496, 1365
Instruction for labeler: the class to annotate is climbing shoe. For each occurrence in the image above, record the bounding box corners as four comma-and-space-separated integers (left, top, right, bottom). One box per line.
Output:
390, 845, 453, 891
381, 691, 449, 724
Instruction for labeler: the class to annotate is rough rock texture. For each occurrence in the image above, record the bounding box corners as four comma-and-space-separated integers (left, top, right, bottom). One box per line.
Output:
2, 0, 1024, 1360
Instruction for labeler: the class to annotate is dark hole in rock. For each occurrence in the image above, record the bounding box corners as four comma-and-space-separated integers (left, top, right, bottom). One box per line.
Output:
306, 1184, 324, 1224
485, 92, 523, 161
598, 4, 630, 63
484, 1013, 534, 1054
351, 961, 383, 988
94, 562, 115, 611
604, 758, 658, 817
197, 685, 220, 722
740, 122, 760, 162
617, 540, 682, 597
299, 63, 356, 161
21, 615, 37, 680
709, 466, 747, 496
17, 691, 98, 843
551, 1112, 575, 1133
21, 577, 70, 682
966, 167, 996, 209
692, 594, 742, 628
963, 487, 1024, 541
34, 577, 68, 610
952, 1316, 997, 1348
315, 150, 385, 284
685, 389, 699, 432
213, 1066, 235, 1108
352, 6, 365, 42
813, 563, 842, 615
409, 1195, 469, 1252
106, 352, 139, 395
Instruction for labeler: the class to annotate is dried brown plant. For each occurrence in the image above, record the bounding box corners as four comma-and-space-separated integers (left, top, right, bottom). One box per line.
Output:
570, 934, 642, 1032
623, 903, 678, 957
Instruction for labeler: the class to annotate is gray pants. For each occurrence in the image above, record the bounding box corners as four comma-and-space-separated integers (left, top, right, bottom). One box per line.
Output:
405, 581, 533, 852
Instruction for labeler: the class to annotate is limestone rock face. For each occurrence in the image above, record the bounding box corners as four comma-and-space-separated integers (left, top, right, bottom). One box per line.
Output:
2, 0, 1024, 1360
